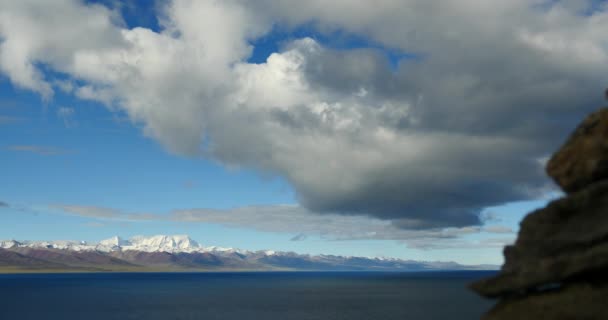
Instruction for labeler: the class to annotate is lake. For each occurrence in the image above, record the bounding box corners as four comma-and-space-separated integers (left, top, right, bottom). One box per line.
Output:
0, 271, 495, 320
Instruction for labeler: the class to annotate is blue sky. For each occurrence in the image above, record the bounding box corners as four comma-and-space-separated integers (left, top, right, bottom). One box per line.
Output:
1, 0, 606, 265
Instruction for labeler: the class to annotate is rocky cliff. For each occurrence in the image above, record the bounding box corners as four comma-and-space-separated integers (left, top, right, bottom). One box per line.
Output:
471, 108, 608, 319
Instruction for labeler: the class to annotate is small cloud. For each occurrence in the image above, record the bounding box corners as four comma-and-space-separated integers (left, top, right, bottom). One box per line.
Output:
56, 106, 76, 128
482, 226, 514, 234
290, 233, 307, 241
75, 85, 114, 106
54, 80, 74, 93
52, 204, 157, 222
0, 203, 40, 216
7, 145, 70, 156
479, 211, 501, 223
480, 238, 516, 248
51, 205, 121, 218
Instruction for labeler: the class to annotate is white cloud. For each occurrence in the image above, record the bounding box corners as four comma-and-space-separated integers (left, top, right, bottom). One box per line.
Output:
0, 0, 124, 99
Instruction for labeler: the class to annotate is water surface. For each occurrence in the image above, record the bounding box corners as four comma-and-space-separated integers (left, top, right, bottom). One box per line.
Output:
0, 271, 495, 320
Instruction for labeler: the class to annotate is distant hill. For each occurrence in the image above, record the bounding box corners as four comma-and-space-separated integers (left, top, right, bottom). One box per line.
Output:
0, 235, 498, 272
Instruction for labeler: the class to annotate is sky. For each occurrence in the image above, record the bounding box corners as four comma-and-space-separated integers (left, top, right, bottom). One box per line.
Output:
1, 0, 607, 265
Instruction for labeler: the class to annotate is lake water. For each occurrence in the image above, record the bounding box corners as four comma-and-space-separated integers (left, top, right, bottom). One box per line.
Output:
0, 271, 495, 320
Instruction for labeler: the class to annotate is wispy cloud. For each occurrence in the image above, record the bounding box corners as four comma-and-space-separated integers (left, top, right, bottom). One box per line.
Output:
482, 226, 514, 234
50, 205, 121, 218
0, 202, 42, 217
290, 233, 307, 241
405, 237, 516, 250
56, 106, 76, 128
51, 203, 516, 250
51, 204, 160, 222
6, 145, 70, 156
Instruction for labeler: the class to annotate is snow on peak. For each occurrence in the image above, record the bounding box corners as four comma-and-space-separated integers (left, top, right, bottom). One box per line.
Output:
96, 236, 131, 252
122, 235, 202, 253
2, 235, 250, 256
0, 240, 20, 249
99, 236, 130, 247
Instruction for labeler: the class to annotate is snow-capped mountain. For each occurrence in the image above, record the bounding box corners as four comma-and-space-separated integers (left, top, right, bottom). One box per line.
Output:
128, 235, 201, 253
96, 235, 206, 253
7, 235, 235, 254
98, 236, 130, 248
0, 235, 499, 272
0, 240, 20, 249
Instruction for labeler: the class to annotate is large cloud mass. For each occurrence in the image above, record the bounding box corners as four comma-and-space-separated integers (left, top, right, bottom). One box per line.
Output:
1, 0, 607, 229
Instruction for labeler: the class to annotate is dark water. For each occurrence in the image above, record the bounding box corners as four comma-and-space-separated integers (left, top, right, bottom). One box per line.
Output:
0, 271, 495, 320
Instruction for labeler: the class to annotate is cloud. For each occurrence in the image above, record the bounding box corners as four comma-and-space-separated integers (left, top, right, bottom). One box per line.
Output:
6, 145, 69, 156
56, 106, 76, 127
1, 1, 607, 229
52, 204, 160, 221
290, 233, 307, 241
0, 201, 9, 207
51, 205, 121, 219
482, 226, 514, 234
52, 203, 515, 249
405, 236, 516, 250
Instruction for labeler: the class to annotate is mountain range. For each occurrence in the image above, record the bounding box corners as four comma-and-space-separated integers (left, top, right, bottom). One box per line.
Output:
0, 235, 498, 272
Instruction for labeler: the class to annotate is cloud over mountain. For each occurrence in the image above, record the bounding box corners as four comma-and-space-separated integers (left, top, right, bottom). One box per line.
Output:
1, 0, 607, 229
51, 203, 515, 250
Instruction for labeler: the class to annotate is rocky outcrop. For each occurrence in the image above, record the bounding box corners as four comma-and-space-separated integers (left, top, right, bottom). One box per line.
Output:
471, 108, 608, 319
546, 108, 608, 193
482, 282, 608, 320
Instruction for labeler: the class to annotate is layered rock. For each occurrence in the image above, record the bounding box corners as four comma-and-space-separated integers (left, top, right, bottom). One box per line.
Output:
471, 108, 608, 319
546, 108, 608, 193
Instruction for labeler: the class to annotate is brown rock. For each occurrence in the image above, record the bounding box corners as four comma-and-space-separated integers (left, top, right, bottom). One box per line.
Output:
481, 282, 608, 320
471, 180, 608, 297
546, 108, 608, 193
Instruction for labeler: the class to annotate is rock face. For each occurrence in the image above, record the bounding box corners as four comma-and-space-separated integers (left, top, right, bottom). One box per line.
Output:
482, 282, 608, 320
546, 108, 608, 193
471, 108, 608, 319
